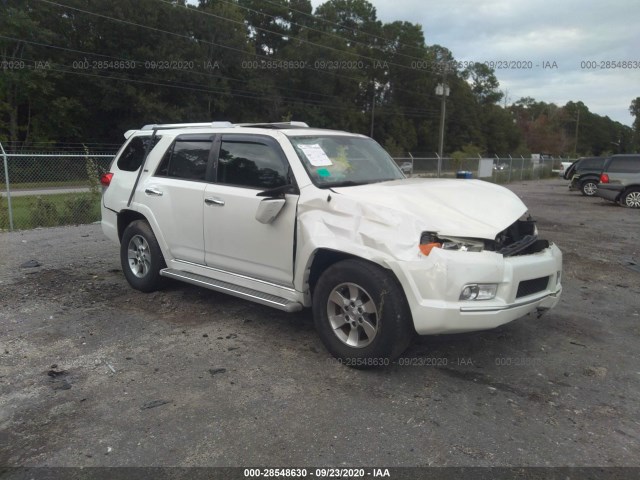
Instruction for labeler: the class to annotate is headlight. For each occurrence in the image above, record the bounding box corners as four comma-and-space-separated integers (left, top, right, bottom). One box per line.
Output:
419, 232, 484, 255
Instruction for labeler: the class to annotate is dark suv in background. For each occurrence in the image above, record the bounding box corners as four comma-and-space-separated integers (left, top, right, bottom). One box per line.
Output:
595, 154, 640, 208
564, 156, 606, 196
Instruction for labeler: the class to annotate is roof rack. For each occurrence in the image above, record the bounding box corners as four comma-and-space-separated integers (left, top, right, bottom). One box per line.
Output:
235, 121, 309, 129
141, 121, 234, 130
140, 121, 309, 131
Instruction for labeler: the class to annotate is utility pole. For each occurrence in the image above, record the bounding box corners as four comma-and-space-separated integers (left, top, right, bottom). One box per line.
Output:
370, 84, 375, 138
573, 108, 580, 156
436, 64, 450, 177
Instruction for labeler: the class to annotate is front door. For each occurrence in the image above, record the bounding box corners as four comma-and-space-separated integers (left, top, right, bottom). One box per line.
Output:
203, 134, 298, 286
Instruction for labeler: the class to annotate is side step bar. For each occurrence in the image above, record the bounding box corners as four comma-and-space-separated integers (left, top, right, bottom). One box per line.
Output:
160, 268, 303, 312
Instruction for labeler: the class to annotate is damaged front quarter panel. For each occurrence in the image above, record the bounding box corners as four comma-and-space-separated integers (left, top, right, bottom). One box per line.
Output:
294, 178, 561, 334
294, 178, 532, 279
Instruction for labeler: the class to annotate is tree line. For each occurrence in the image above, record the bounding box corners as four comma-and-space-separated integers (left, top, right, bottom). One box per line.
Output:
1, 0, 638, 157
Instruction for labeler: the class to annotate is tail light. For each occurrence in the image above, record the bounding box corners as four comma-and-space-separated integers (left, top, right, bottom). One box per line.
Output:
100, 172, 114, 186
600, 173, 609, 184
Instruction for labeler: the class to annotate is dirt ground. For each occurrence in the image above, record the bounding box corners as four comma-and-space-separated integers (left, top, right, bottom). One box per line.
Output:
1, 178, 639, 469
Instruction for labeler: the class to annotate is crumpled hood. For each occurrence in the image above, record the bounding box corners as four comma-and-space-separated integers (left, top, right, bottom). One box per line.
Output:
330, 178, 527, 239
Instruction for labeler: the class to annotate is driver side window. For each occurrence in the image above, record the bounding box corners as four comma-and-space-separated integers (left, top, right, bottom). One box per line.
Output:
217, 138, 289, 189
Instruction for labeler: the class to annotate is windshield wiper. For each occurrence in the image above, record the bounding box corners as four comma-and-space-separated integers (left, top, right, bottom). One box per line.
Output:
326, 178, 398, 189
327, 180, 367, 188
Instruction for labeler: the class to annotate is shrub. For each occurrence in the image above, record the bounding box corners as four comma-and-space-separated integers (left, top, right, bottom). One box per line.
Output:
62, 193, 100, 225
29, 196, 60, 227
0, 195, 8, 229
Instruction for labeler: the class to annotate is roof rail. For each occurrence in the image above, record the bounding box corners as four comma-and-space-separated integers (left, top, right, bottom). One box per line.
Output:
235, 121, 309, 129
141, 121, 234, 130
138, 120, 309, 131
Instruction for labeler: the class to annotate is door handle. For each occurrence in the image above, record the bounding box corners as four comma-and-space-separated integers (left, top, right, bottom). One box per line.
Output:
205, 197, 225, 206
144, 187, 163, 196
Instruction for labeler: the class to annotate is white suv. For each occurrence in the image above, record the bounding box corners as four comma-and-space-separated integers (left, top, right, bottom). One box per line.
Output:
101, 121, 562, 366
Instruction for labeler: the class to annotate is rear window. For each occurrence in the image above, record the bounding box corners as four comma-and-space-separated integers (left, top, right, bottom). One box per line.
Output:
117, 136, 162, 172
607, 157, 640, 173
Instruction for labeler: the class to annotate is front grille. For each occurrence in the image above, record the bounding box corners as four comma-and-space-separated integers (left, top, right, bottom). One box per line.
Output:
516, 276, 550, 298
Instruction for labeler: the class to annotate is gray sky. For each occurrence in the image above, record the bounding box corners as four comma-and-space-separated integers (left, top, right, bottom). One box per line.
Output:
311, 0, 640, 126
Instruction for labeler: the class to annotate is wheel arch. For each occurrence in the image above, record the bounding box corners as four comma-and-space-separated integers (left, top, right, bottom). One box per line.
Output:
305, 248, 408, 305
579, 175, 600, 185
117, 209, 148, 241
622, 185, 640, 207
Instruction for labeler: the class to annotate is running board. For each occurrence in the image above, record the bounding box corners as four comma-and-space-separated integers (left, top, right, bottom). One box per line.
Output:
160, 268, 303, 312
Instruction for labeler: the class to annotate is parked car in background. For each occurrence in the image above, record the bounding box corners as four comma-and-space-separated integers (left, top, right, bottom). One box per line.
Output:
399, 161, 413, 174
595, 154, 640, 208
493, 162, 508, 171
559, 161, 573, 177
101, 121, 562, 366
565, 156, 606, 196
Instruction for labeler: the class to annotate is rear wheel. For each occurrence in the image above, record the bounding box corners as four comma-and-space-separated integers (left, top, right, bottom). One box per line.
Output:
580, 179, 598, 196
622, 188, 640, 208
312, 259, 413, 368
120, 220, 166, 292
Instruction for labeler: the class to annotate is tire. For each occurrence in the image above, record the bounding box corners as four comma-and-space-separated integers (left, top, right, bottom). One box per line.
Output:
312, 259, 414, 368
622, 188, 640, 208
580, 179, 598, 196
120, 220, 166, 292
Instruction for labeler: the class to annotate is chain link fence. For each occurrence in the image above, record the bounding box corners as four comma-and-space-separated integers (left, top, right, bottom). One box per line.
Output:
392, 156, 571, 182
1, 144, 573, 232
0, 146, 115, 231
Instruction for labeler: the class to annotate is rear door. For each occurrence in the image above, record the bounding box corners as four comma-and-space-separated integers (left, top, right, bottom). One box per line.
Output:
607, 156, 640, 185
139, 134, 214, 264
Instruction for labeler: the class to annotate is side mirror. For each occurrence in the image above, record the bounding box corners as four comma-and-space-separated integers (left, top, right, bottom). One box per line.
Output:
255, 198, 286, 224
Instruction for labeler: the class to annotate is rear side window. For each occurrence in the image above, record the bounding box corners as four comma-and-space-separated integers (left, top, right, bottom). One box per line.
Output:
155, 136, 212, 181
607, 157, 640, 173
117, 136, 162, 172
217, 137, 289, 189
579, 158, 604, 169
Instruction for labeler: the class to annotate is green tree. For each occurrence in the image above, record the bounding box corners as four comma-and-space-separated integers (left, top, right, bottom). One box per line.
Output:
630, 97, 640, 150
462, 62, 503, 105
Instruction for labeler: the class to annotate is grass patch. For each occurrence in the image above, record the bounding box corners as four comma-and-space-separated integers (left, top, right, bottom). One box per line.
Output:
0, 192, 101, 230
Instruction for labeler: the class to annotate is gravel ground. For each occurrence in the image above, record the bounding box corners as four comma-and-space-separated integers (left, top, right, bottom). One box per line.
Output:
0, 178, 639, 469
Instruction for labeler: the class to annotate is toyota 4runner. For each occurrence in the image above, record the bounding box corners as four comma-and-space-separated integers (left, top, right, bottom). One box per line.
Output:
101, 121, 563, 366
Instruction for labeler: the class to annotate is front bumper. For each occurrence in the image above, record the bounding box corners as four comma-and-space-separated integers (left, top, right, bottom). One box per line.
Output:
389, 244, 563, 335
595, 185, 622, 203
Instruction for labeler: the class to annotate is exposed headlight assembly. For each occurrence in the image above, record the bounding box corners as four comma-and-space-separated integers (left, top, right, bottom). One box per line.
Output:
419, 232, 484, 255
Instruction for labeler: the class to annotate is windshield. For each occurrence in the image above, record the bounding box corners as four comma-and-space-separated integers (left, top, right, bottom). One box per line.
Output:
287, 135, 404, 188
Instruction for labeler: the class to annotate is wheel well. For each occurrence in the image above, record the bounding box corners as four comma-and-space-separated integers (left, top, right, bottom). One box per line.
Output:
580, 176, 599, 184
307, 249, 401, 296
623, 186, 640, 200
307, 249, 415, 335
117, 210, 147, 241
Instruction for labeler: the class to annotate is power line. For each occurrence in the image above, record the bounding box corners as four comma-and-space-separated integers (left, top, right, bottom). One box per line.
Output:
187, 0, 439, 70
37, 0, 438, 99
2, 52, 440, 118
155, 0, 435, 73
0, 34, 344, 103
260, 0, 430, 58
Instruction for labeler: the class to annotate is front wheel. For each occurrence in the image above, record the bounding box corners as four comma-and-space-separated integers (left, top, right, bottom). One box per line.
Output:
120, 220, 166, 292
622, 188, 640, 208
312, 259, 414, 368
580, 179, 598, 196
